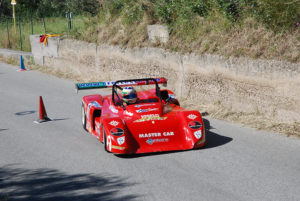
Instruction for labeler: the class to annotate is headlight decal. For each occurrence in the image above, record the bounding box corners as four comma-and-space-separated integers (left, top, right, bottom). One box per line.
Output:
188, 121, 202, 129
110, 128, 124, 136
194, 130, 202, 139
117, 136, 125, 145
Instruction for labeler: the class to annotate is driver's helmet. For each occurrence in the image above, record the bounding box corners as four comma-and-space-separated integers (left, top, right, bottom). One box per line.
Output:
122, 86, 137, 104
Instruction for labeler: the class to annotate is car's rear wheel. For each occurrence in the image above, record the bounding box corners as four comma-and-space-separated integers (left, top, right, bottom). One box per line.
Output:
81, 103, 87, 131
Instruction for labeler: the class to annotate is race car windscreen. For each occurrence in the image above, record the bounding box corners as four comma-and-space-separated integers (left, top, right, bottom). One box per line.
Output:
112, 78, 163, 105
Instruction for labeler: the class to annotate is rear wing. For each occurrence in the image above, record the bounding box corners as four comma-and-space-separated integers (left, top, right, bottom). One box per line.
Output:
75, 77, 167, 92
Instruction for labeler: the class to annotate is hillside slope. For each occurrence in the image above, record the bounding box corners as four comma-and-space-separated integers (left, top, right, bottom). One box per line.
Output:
74, 0, 300, 63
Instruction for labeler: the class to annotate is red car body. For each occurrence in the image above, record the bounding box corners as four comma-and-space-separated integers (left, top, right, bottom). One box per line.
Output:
77, 78, 206, 154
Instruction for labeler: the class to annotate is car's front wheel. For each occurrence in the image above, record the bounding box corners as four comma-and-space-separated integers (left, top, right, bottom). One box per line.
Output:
81, 103, 88, 131
103, 126, 109, 152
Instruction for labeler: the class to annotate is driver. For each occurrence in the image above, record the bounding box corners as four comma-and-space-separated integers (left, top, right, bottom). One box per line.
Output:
122, 86, 138, 104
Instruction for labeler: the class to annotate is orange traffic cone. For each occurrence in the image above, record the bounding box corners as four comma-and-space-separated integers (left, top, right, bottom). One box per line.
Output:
34, 96, 52, 124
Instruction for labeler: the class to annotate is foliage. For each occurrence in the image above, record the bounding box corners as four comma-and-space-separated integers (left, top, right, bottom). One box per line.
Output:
1, 0, 298, 29
98, 0, 300, 30
243, 0, 300, 29
0, 0, 100, 17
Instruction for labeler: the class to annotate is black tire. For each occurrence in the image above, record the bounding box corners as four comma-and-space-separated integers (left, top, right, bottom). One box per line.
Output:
203, 118, 210, 131
103, 126, 109, 152
81, 103, 88, 131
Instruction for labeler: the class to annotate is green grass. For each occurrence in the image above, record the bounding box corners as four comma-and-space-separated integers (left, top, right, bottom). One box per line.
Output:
0, 16, 88, 52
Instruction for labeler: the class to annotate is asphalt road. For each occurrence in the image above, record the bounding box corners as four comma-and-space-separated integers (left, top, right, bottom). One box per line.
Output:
0, 61, 299, 201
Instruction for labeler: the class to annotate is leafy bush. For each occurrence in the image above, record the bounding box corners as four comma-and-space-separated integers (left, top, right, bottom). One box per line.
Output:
0, 0, 100, 17
98, 0, 299, 30
244, 0, 300, 29
120, 1, 144, 25
152, 0, 211, 24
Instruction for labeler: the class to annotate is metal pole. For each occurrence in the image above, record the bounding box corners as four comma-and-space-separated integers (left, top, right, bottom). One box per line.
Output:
31, 15, 33, 34
12, 4, 16, 33
42, 17, 46, 33
18, 16, 22, 51
6, 18, 11, 48
69, 12, 72, 30
66, 12, 71, 31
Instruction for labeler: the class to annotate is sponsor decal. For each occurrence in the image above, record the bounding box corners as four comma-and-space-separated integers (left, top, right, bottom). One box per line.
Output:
95, 122, 100, 128
110, 128, 124, 136
146, 138, 169, 145
139, 131, 174, 138
109, 105, 118, 113
78, 82, 106, 88
154, 138, 169, 143
194, 130, 202, 139
188, 121, 202, 129
136, 109, 148, 113
187, 114, 197, 120
140, 133, 161, 138
96, 126, 100, 135
124, 110, 133, 116
141, 114, 159, 118
90, 101, 101, 108
112, 145, 126, 150
136, 108, 158, 113
169, 94, 176, 99
146, 138, 154, 145
109, 120, 119, 127
104, 81, 137, 86
134, 116, 167, 122
134, 103, 156, 108
148, 108, 159, 112
117, 136, 125, 145
107, 135, 112, 152
87, 122, 91, 132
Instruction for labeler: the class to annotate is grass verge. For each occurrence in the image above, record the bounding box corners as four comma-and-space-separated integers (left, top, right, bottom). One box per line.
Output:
182, 100, 300, 138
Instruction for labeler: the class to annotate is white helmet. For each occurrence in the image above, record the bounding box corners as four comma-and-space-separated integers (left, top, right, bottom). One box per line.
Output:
122, 86, 137, 104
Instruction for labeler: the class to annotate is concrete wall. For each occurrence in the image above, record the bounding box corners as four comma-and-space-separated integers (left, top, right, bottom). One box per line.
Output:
147, 25, 169, 43
0, 48, 32, 61
30, 35, 300, 123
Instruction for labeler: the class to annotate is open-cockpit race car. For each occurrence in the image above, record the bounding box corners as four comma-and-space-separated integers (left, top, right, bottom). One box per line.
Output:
76, 77, 206, 154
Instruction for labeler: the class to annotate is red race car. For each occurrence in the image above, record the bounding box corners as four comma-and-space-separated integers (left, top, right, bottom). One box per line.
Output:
76, 77, 206, 154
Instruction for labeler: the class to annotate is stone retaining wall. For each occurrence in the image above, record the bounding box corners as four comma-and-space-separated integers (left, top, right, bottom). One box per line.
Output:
30, 35, 300, 123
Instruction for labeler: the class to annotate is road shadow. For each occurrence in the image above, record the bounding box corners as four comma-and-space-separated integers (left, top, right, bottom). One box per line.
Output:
116, 118, 232, 159
33, 118, 69, 124
204, 130, 233, 149
14, 111, 68, 122
0, 165, 138, 201
51, 118, 69, 122
0, 129, 8, 132
15, 111, 36, 116
203, 118, 233, 149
